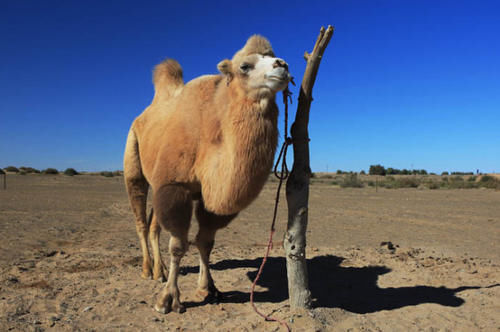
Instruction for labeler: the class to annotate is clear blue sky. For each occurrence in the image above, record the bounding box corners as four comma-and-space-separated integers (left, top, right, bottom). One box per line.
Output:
1, 0, 498, 173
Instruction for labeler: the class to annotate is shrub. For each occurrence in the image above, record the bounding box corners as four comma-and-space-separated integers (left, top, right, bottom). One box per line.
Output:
336, 170, 343, 175
42, 168, 59, 175
100, 171, 114, 177
360, 170, 366, 175
4, 166, 19, 173
112, 170, 123, 176
0, 169, 4, 175
441, 171, 449, 176
396, 177, 420, 188
64, 168, 79, 176
369, 164, 386, 176
478, 175, 500, 189
424, 180, 440, 190
340, 173, 364, 188
19, 166, 40, 173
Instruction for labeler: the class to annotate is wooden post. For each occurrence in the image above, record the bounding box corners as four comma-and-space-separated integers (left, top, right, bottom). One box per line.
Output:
284, 26, 334, 309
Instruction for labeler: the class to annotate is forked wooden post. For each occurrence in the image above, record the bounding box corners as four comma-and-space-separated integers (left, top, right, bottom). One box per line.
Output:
284, 25, 334, 309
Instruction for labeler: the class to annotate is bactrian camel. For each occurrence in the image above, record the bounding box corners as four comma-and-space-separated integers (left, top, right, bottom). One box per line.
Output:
124, 35, 291, 314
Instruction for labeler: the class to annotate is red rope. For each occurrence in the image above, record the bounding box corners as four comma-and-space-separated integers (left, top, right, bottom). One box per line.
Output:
250, 88, 293, 332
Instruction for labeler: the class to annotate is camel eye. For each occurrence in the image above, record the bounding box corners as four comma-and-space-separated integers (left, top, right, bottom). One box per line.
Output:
240, 63, 252, 73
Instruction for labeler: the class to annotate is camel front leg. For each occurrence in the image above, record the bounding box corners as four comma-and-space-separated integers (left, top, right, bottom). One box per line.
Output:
194, 200, 237, 302
195, 228, 219, 301
152, 184, 192, 314
155, 234, 188, 313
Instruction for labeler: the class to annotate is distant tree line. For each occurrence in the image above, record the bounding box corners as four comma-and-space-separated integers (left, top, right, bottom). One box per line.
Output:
368, 165, 428, 176
2, 166, 123, 177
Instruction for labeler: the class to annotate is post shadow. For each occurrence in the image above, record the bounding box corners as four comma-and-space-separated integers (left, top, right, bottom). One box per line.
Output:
181, 254, 499, 313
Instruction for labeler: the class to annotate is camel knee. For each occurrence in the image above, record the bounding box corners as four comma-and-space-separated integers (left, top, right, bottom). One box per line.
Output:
169, 237, 188, 260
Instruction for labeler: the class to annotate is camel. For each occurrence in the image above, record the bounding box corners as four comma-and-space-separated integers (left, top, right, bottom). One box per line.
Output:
123, 35, 291, 314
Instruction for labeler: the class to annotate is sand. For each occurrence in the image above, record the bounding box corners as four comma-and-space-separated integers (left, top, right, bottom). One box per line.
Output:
0, 174, 499, 331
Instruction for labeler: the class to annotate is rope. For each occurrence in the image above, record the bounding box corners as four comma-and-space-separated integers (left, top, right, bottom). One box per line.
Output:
250, 87, 293, 332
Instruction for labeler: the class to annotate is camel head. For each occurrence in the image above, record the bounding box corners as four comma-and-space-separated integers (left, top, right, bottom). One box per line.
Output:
217, 35, 291, 99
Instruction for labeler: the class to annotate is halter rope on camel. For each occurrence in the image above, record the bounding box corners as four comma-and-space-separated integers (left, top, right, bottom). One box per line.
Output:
249, 86, 293, 332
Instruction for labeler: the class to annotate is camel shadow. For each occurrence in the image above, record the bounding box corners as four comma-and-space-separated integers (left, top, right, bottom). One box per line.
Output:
182, 254, 498, 313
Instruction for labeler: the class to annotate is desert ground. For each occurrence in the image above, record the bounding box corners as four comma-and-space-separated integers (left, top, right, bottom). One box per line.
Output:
0, 174, 499, 331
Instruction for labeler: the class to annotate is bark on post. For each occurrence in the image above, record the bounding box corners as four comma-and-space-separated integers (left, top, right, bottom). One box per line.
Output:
284, 25, 334, 309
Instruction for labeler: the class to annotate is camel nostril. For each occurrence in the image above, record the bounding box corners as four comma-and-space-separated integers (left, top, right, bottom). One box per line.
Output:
274, 59, 288, 71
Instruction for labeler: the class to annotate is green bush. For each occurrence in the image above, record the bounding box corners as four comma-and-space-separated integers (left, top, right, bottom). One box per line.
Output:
64, 168, 79, 176
340, 173, 364, 188
369, 164, 386, 176
441, 171, 449, 176
42, 168, 59, 175
4, 166, 19, 173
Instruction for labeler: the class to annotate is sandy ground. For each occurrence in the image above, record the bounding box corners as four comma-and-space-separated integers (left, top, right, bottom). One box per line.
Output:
0, 174, 499, 331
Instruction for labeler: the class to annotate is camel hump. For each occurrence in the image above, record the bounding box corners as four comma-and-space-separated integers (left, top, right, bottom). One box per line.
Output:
153, 59, 184, 100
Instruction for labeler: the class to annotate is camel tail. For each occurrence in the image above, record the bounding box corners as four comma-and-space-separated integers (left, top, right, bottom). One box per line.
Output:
153, 59, 184, 101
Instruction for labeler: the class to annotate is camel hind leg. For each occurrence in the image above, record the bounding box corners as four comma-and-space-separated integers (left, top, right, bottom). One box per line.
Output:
194, 199, 237, 302
124, 128, 155, 280
149, 210, 169, 281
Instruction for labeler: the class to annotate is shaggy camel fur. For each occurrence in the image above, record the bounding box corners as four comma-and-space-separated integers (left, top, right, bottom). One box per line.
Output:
124, 35, 291, 314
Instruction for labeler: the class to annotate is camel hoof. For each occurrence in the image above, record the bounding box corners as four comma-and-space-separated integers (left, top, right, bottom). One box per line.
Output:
141, 271, 153, 280
153, 271, 166, 283
196, 287, 222, 303
173, 302, 186, 313
154, 276, 166, 283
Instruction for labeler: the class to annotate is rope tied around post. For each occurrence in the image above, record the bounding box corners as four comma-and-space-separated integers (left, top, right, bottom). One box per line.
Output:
249, 86, 294, 332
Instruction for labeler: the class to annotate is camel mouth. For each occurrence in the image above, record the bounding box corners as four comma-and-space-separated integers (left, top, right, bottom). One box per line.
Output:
266, 75, 288, 81
265, 67, 290, 81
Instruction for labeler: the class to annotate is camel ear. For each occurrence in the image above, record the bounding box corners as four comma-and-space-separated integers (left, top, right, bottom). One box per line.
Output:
217, 59, 233, 76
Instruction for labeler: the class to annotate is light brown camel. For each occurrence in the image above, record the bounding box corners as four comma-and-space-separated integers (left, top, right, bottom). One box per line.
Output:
123, 35, 291, 314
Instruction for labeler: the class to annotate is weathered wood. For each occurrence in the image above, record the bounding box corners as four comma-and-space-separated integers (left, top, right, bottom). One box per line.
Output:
284, 25, 334, 309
